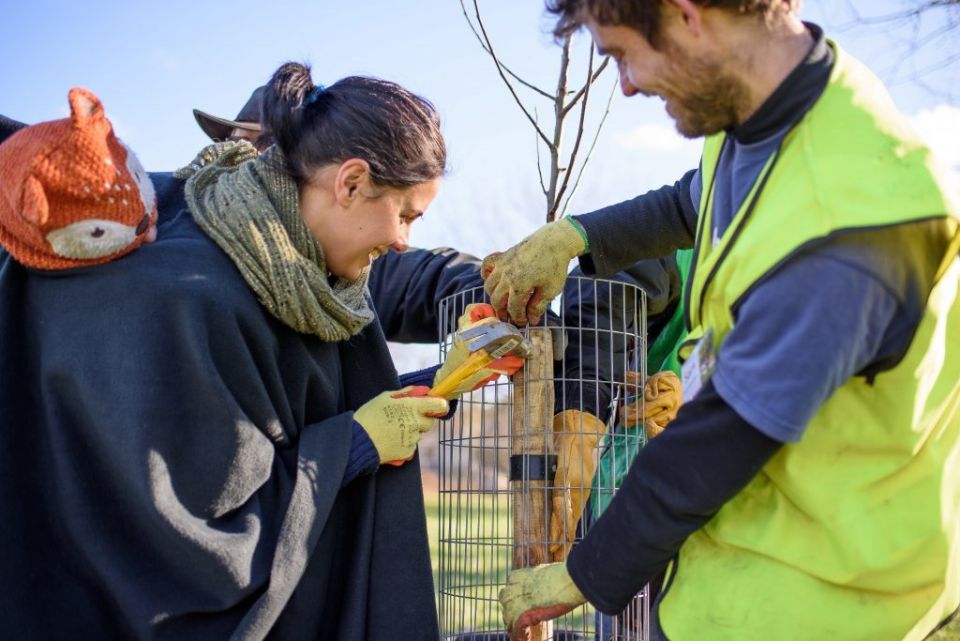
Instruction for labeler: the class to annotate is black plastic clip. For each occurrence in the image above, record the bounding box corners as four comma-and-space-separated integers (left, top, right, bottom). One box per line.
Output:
509, 454, 558, 482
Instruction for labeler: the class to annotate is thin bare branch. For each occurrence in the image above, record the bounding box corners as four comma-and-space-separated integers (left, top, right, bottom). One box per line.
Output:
534, 109, 548, 196
561, 79, 616, 218
562, 57, 611, 117
905, 48, 960, 78
545, 35, 573, 220
887, 16, 958, 80
909, 18, 958, 50
462, 3, 618, 221
834, 0, 959, 30
550, 46, 594, 220
467, 0, 553, 147
458, 0, 555, 100
903, 63, 960, 102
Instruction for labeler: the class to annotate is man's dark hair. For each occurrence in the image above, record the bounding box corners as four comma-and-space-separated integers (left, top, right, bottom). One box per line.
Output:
262, 62, 446, 189
547, 0, 797, 48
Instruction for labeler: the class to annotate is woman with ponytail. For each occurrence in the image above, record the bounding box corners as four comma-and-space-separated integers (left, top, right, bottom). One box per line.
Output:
0, 62, 454, 640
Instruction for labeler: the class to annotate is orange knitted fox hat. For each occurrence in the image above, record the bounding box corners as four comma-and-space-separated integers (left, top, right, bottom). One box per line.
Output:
0, 87, 157, 270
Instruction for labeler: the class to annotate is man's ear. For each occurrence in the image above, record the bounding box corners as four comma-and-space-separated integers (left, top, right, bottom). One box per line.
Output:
665, 0, 704, 37
333, 158, 372, 207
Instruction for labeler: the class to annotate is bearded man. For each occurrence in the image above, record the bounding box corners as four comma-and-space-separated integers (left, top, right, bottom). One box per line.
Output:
489, 1, 960, 640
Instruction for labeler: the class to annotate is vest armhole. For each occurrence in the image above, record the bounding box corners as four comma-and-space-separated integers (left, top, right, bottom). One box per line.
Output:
729, 217, 954, 383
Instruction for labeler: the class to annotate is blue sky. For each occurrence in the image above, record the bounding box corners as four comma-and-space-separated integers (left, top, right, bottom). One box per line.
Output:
3, 0, 958, 367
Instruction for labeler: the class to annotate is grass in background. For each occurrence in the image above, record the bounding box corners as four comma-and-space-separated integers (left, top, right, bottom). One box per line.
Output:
426, 493, 511, 633
426, 492, 599, 637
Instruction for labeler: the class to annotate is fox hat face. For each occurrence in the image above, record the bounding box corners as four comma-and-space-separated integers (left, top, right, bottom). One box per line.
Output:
0, 87, 157, 270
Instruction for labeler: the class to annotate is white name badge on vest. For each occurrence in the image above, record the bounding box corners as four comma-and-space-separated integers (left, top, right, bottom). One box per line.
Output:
681, 328, 717, 403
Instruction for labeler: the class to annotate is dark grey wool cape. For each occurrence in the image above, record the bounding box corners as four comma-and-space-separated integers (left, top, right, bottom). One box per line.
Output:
0, 174, 439, 640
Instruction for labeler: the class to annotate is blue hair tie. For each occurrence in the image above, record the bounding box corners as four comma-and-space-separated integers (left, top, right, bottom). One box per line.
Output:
304, 84, 326, 107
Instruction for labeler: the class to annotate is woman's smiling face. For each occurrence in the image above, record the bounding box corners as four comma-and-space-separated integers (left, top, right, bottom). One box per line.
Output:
299, 159, 440, 282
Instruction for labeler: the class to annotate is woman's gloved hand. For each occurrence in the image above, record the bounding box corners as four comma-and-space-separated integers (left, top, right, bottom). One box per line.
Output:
432, 303, 524, 400
482, 218, 588, 326
499, 562, 587, 641
623, 370, 683, 439
353, 386, 448, 465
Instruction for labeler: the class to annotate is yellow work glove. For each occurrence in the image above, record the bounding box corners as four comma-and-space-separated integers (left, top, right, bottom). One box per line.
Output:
353, 386, 448, 465
499, 562, 587, 641
432, 303, 525, 400
482, 218, 588, 326
549, 410, 606, 562
623, 370, 683, 439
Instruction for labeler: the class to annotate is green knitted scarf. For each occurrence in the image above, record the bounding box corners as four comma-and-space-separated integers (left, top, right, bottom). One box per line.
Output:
182, 141, 374, 341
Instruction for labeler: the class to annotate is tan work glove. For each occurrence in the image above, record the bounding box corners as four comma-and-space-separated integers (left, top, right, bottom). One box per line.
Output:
548, 410, 606, 562
623, 370, 683, 439
432, 303, 524, 400
173, 139, 259, 179
482, 218, 588, 326
499, 562, 587, 641
353, 386, 448, 465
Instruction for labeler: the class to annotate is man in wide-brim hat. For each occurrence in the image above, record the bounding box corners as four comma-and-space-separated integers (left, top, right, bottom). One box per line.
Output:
193, 86, 264, 145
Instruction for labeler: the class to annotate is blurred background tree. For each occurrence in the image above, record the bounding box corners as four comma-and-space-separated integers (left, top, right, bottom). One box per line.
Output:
823, 0, 959, 100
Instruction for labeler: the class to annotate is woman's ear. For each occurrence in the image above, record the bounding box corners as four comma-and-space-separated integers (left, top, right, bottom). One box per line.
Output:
333, 158, 372, 207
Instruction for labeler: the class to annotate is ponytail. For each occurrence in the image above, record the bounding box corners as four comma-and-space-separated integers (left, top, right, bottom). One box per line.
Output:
261, 61, 446, 188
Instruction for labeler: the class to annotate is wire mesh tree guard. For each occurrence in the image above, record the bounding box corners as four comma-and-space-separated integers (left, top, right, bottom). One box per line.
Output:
437, 276, 651, 641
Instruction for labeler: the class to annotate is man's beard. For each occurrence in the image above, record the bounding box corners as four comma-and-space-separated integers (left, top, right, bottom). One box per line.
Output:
663, 43, 750, 138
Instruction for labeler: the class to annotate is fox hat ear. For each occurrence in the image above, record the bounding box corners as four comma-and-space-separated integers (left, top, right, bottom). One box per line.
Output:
68, 87, 105, 126
19, 174, 49, 227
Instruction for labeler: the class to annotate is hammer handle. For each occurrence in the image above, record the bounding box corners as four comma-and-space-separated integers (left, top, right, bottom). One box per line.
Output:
430, 350, 493, 398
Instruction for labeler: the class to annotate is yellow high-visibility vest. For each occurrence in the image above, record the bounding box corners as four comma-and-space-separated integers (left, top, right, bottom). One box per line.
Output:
661, 43, 960, 641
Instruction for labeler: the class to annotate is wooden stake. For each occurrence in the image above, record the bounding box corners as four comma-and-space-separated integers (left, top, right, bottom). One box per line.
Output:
511, 326, 554, 641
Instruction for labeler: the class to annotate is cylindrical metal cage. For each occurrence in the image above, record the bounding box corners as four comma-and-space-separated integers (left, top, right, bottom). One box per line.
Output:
437, 277, 651, 641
